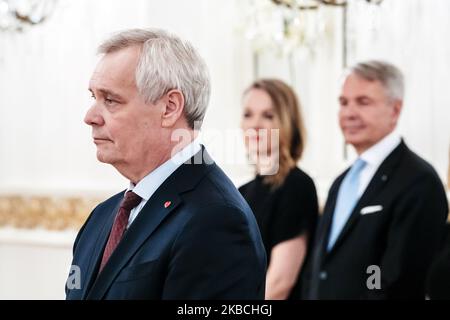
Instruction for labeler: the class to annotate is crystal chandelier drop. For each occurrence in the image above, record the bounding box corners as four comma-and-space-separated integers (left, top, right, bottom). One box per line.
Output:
272, 0, 383, 7
0, 0, 57, 32
241, 0, 384, 55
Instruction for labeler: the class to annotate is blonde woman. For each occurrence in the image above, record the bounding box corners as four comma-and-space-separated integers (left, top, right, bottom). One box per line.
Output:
239, 79, 318, 300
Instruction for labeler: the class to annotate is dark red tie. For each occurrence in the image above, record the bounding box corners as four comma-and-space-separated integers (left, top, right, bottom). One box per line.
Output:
99, 191, 142, 272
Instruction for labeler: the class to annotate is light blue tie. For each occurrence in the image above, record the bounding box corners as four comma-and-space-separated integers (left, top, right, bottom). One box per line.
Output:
327, 158, 367, 251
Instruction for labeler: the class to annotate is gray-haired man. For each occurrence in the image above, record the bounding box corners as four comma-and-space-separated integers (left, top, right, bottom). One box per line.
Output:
66, 28, 266, 300
303, 60, 448, 299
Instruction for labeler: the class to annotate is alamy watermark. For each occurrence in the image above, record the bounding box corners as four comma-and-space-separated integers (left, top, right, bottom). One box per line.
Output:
170, 121, 280, 176
66, 265, 81, 290
366, 265, 381, 290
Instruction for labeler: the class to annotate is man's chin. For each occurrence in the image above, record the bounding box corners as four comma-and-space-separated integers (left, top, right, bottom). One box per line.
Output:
343, 131, 364, 144
96, 151, 114, 164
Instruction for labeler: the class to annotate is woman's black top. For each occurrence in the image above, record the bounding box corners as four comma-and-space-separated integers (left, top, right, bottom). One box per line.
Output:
239, 167, 319, 299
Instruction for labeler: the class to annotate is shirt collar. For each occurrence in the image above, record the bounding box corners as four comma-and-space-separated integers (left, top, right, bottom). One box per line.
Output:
359, 130, 401, 168
127, 137, 202, 201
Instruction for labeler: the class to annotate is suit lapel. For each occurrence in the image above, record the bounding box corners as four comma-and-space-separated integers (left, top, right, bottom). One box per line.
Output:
323, 141, 407, 261
306, 175, 343, 299
86, 147, 215, 299
314, 176, 344, 263
80, 197, 122, 299
87, 190, 182, 299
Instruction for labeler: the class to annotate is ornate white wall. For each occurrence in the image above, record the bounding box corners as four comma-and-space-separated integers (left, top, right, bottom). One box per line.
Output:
0, 228, 76, 299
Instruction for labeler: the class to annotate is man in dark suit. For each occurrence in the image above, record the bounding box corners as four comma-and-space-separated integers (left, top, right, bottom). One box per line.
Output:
65, 28, 266, 300
303, 60, 448, 299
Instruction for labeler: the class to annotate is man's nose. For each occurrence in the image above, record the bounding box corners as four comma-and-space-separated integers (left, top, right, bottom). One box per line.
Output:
341, 103, 358, 118
84, 104, 104, 126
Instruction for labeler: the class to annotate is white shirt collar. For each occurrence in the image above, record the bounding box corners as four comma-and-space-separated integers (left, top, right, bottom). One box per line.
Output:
359, 130, 401, 169
126, 137, 202, 201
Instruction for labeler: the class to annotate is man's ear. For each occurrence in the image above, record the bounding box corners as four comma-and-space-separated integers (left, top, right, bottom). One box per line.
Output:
392, 100, 403, 124
392, 99, 403, 120
161, 89, 185, 128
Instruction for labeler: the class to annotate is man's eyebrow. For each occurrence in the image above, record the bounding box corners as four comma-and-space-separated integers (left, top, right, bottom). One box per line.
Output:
89, 88, 124, 100
356, 95, 372, 100
338, 95, 372, 100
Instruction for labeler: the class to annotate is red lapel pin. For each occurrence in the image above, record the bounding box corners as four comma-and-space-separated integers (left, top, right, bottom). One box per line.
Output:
164, 201, 171, 208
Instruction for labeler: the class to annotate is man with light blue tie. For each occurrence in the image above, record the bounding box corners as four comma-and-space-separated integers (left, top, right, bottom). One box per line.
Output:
302, 60, 448, 299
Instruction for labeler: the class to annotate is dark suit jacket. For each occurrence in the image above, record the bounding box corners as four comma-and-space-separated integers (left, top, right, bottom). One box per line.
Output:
426, 223, 450, 299
66, 148, 267, 299
302, 141, 449, 299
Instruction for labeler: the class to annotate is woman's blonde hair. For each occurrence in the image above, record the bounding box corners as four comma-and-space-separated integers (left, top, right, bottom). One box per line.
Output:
244, 78, 306, 188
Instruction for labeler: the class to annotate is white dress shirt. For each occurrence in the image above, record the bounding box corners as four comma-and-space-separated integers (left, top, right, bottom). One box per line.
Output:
125, 138, 202, 227
357, 131, 401, 196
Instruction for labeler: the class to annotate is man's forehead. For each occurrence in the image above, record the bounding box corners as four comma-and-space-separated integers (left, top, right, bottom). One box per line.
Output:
89, 59, 136, 90
341, 74, 384, 94
347, 72, 383, 86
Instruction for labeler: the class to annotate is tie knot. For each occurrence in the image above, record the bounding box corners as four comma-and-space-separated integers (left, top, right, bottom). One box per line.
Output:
121, 191, 142, 211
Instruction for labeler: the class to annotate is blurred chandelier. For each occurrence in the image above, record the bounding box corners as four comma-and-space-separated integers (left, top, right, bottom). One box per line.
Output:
243, 0, 384, 54
0, 0, 57, 31
272, 0, 383, 9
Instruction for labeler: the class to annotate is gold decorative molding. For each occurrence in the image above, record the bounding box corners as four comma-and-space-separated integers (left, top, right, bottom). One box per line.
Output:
0, 195, 100, 230
0, 190, 448, 229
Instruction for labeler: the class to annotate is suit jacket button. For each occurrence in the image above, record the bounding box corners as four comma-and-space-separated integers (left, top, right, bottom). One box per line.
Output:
319, 271, 327, 280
